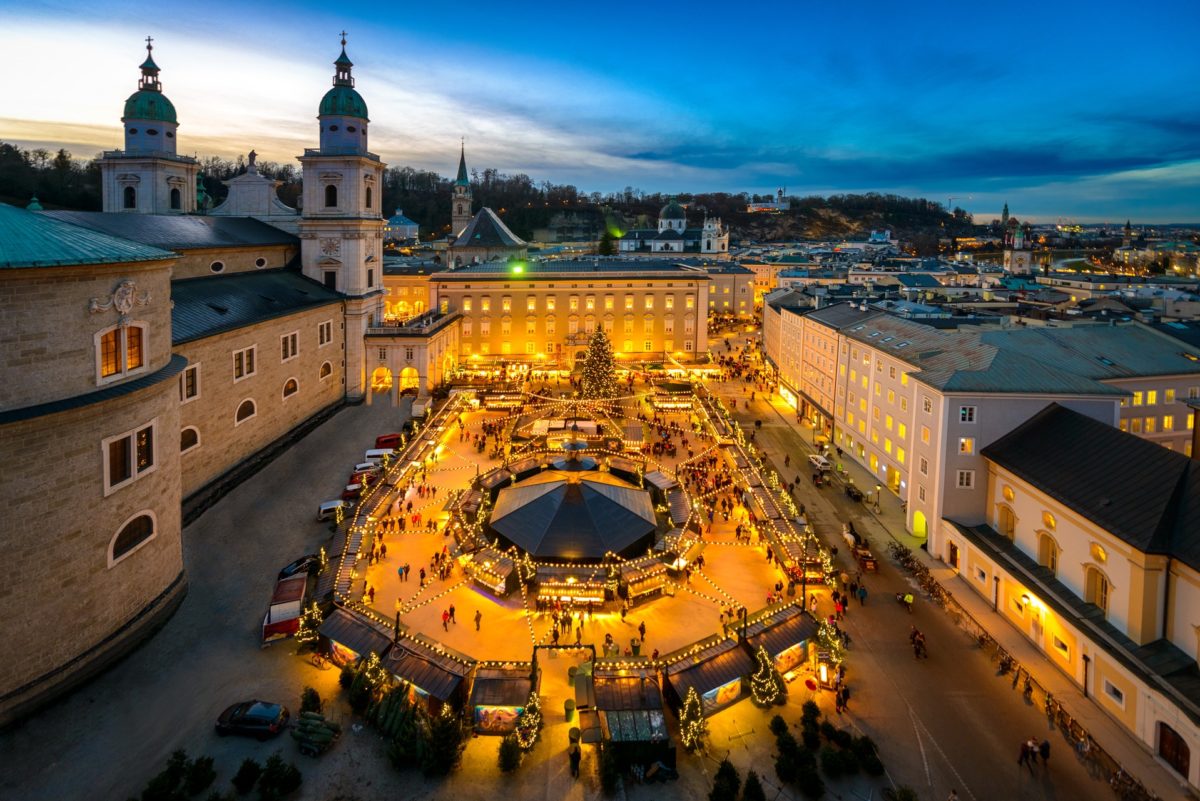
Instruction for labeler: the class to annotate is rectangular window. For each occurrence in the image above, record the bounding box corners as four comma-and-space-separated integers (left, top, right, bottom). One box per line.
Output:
1165, 388, 1176, 403
480, 342, 490, 354
462, 321, 473, 337
897, 423, 906, 439
179, 364, 200, 403
959, 406, 976, 423
1147, 390, 1158, 405
281, 332, 298, 362
885, 414, 893, 430
1130, 417, 1143, 433
463, 298, 473, 312
644, 297, 654, 310
959, 437, 974, 454
103, 421, 156, 494
525, 341, 536, 354
897, 447, 905, 464
900, 397, 908, 412
887, 389, 895, 404
501, 320, 511, 336
665, 296, 674, 310
1132, 391, 1143, 406
920, 425, 930, 444
233, 346, 256, 381
920, 456, 929, 476
685, 295, 694, 310
367, 268, 374, 288
101, 329, 120, 377
884, 438, 892, 454
664, 318, 674, 334
918, 485, 926, 502
1052, 636, 1069, 659
126, 326, 144, 371
323, 271, 336, 290
481, 298, 491, 312
318, 320, 333, 346
526, 320, 536, 335
923, 397, 932, 414
501, 296, 512, 312
956, 470, 975, 489
684, 340, 694, 351
1145, 416, 1157, 433
570, 296, 579, 311
546, 296, 555, 311
644, 340, 653, 352
527, 297, 537, 312
975, 566, 986, 584
405, 347, 414, 361
501, 341, 511, 355
1103, 680, 1125, 708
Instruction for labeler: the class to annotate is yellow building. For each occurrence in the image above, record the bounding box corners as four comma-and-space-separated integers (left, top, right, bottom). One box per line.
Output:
942, 405, 1200, 791
432, 259, 710, 368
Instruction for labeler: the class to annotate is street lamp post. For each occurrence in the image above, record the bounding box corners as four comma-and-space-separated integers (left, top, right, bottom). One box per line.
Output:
874, 483, 882, 514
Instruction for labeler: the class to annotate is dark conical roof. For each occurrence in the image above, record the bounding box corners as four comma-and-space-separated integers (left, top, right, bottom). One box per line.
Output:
455, 144, 470, 186
453, 207, 526, 247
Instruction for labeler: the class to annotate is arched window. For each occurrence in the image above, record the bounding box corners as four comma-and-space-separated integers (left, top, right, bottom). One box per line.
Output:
170, 187, 181, 210
235, 399, 256, 425
1037, 532, 1058, 575
109, 512, 156, 566
282, 378, 299, 398
324, 184, 338, 208
123, 186, 136, 209
319, 361, 332, 380
997, 504, 1016, 540
1158, 722, 1191, 778
96, 323, 147, 382
180, 426, 200, 453
365, 185, 373, 209
1085, 566, 1110, 616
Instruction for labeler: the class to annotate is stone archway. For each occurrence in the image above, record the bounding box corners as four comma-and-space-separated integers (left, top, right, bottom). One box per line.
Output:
912, 510, 928, 538
399, 367, 420, 395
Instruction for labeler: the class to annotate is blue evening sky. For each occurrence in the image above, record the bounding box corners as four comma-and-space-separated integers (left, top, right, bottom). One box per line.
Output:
2, 0, 1198, 221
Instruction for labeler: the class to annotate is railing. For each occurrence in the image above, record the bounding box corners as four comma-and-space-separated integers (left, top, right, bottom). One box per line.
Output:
886, 542, 1161, 801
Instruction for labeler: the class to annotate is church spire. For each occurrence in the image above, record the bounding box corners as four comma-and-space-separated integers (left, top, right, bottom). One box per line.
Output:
138, 36, 161, 92
455, 140, 469, 186
333, 31, 354, 87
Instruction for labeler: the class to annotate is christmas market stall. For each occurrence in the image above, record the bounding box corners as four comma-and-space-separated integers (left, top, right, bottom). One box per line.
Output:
534, 565, 608, 606
663, 637, 754, 715
465, 548, 517, 597
739, 604, 819, 681
382, 634, 474, 716
651, 382, 694, 411
318, 607, 394, 666
666, 487, 690, 528
470, 663, 538, 735
619, 558, 668, 603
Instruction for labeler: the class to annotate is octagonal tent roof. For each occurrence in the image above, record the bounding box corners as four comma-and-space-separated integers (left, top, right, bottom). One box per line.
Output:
489, 470, 657, 560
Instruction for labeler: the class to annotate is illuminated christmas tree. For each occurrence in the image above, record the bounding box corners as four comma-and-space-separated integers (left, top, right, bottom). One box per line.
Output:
580, 327, 618, 399
294, 602, 324, 645
750, 645, 785, 706
680, 686, 707, 752
514, 691, 543, 751
817, 620, 845, 666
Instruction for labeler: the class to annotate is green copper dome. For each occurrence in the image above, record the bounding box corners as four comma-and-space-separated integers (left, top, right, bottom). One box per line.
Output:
123, 89, 177, 123
660, 198, 686, 220
319, 85, 368, 119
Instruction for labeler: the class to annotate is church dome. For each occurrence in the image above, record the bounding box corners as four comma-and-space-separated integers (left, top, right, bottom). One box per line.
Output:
123, 89, 177, 123
319, 85, 369, 119
660, 198, 686, 220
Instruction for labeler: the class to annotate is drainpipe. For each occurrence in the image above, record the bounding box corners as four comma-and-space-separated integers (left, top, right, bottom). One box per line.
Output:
1081, 654, 1091, 699
993, 575, 1000, 612
1161, 556, 1173, 641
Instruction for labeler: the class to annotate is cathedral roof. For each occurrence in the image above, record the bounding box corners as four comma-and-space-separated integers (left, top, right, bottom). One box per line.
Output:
453, 207, 526, 248
123, 88, 177, 123
171, 268, 342, 344
41, 211, 298, 251
0, 202, 173, 269
319, 85, 368, 119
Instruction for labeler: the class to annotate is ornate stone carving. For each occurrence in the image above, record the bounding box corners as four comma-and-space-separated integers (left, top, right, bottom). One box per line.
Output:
320, 238, 341, 257
90, 279, 151, 323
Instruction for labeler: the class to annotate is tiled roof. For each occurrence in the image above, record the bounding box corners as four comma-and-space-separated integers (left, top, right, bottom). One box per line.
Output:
0, 202, 173, 269
453, 207, 526, 248
438, 259, 709, 278
981, 403, 1200, 568
979, 324, 1200, 380
171, 269, 342, 344
41, 211, 298, 251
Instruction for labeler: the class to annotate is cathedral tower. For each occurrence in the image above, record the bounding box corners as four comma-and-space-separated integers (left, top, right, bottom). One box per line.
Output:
451, 143, 473, 238
298, 34, 386, 401
98, 38, 198, 214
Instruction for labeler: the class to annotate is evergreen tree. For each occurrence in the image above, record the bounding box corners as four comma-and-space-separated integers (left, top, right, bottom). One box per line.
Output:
513, 691, 543, 751
597, 229, 616, 256
580, 327, 618, 399
741, 770, 767, 801
709, 758, 741, 801
422, 707, 464, 776
679, 686, 707, 752
750, 645, 785, 706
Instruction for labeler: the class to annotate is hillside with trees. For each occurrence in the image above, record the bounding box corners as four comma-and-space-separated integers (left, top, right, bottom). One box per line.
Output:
0, 141, 975, 243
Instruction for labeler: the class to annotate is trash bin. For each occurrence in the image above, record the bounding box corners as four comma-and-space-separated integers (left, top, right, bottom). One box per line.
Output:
567, 666, 578, 684
569, 727, 581, 744
632, 640, 641, 656
564, 699, 576, 722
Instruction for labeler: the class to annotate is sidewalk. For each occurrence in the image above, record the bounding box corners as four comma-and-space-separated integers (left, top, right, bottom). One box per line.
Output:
756, 391, 1193, 801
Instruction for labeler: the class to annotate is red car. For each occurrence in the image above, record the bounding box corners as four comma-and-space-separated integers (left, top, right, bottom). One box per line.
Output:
340, 483, 363, 501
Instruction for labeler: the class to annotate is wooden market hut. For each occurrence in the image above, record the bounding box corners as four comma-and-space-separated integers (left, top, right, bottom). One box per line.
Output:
318, 607, 393, 665
469, 663, 537, 735
739, 604, 819, 678
382, 634, 474, 716
662, 638, 754, 715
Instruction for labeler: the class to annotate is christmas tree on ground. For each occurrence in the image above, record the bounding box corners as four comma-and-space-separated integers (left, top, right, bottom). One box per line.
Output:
679, 686, 707, 752
750, 645, 786, 706
580, 327, 618, 399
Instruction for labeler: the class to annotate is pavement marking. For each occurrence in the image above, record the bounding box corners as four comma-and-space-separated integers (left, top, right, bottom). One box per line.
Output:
906, 704, 979, 801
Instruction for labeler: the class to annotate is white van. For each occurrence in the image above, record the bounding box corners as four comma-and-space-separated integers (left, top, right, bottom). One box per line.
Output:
353, 462, 381, 475
363, 448, 396, 465
316, 500, 349, 522
808, 454, 832, 472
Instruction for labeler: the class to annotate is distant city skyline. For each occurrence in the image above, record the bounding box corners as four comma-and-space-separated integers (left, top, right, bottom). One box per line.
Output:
2, 0, 1198, 223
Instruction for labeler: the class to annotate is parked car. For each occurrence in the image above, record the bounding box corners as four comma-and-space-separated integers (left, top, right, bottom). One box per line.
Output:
808, 454, 831, 472
316, 500, 349, 522
340, 483, 363, 501
363, 448, 395, 465
374, 433, 404, 450
348, 470, 377, 487
352, 462, 381, 475
215, 700, 289, 740
277, 554, 320, 579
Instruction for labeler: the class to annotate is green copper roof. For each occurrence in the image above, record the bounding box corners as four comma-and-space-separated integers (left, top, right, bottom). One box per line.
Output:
660, 198, 686, 220
140, 53, 160, 72
0, 203, 174, 269
319, 85, 368, 118
124, 89, 178, 123
455, 145, 469, 186
25, 196, 42, 211
334, 47, 353, 67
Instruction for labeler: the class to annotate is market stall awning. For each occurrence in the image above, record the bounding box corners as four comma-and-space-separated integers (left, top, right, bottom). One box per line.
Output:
664, 639, 754, 701
666, 488, 690, 527
470, 666, 534, 708
319, 608, 393, 659
594, 668, 663, 711
643, 471, 678, 492
743, 606, 818, 658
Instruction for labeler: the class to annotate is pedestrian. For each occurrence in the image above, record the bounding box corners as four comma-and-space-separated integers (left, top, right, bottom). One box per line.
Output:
552, 628, 560, 646
834, 687, 844, 714
569, 743, 581, 778
947, 791, 959, 801
1039, 739, 1050, 766
858, 585, 867, 606
638, 621, 646, 641
575, 625, 582, 645
1018, 741, 1034, 773
620, 605, 628, 623
380, 543, 387, 560
419, 567, 426, 587
449, 604, 456, 624
397, 565, 405, 582
475, 609, 482, 631
441, 609, 449, 631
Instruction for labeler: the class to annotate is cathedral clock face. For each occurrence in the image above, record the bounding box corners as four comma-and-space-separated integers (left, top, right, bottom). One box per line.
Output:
320, 238, 341, 257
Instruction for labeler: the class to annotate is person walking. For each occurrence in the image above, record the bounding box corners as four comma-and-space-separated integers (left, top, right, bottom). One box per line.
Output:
441, 609, 449, 631
449, 604, 456, 624
638, 620, 647, 642
474, 609, 482, 631
857, 585, 867, 605
1038, 739, 1050, 766
568, 743, 581, 778
1017, 741, 1034, 773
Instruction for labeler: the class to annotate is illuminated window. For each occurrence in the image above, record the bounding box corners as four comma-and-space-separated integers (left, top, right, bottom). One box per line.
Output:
901, 373, 909, 386
526, 297, 536, 312
502, 296, 512, 312
897, 423, 906, 439
1145, 417, 1156, 433
103, 421, 156, 494
920, 425, 930, 444
644, 296, 654, 310
885, 414, 893, 430
685, 295, 694, 310
1147, 390, 1158, 405
570, 296, 579, 311
959, 437, 974, 454
97, 324, 147, 383
1130, 418, 1143, 433
546, 297, 556, 311
1085, 567, 1109, 616
624, 340, 634, 352
887, 389, 895, 404
665, 295, 674, 310
585, 296, 595, 311
462, 297, 473, 312
1165, 389, 1176, 403
605, 295, 615, 310
1132, 391, 1143, 406
896, 447, 905, 464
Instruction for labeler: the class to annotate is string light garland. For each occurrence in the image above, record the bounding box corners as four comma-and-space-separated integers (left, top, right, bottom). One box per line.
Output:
679, 686, 707, 752
749, 644, 785, 706
513, 691, 543, 750
295, 602, 324, 644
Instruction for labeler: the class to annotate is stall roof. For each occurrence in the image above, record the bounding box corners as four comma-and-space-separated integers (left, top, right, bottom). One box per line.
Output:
623, 423, 644, 444
594, 670, 663, 711
471, 666, 534, 707
743, 606, 818, 657
479, 469, 513, 491
664, 639, 754, 698
644, 471, 678, 491
667, 488, 690, 526
270, 574, 307, 605
384, 637, 473, 701
319, 608, 393, 658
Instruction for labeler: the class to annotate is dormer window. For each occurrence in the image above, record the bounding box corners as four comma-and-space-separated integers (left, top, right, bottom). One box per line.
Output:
147, 129, 158, 136
329, 125, 339, 132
